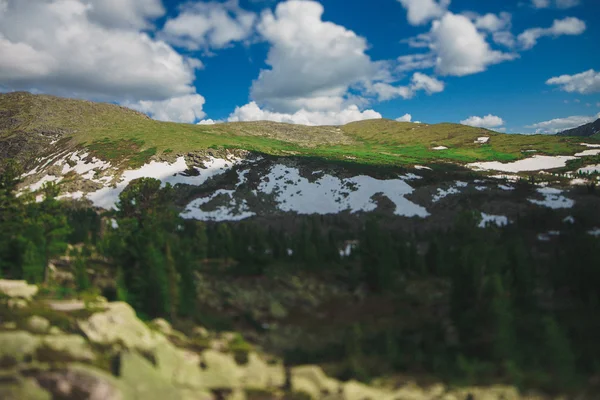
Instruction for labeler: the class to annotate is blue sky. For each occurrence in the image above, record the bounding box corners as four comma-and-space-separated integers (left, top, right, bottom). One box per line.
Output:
0, 0, 599, 133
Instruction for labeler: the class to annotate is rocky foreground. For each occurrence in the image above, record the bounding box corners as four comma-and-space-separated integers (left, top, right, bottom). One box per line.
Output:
0, 279, 581, 400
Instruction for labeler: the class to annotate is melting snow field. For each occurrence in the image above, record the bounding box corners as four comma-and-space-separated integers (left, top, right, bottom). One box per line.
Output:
475, 137, 490, 144
432, 146, 448, 150
87, 156, 243, 209
181, 189, 255, 222
256, 165, 429, 217
578, 165, 600, 175
479, 213, 508, 228
468, 155, 577, 173
528, 187, 574, 209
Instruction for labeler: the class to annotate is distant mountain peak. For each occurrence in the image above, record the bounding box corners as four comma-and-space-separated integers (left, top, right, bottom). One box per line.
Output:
556, 118, 600, 137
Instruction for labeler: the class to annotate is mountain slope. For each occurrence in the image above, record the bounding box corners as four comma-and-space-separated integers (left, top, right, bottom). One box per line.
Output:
0, 92, 586, 170
557, 118, 600, 137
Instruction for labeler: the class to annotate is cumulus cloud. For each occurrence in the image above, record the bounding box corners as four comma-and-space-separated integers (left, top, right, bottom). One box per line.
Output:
0, 0, 202, 108
197, 119, 220, 125
85, 0, 165, 30
160, 0, 256, 50
125, 94, 207, 124
474, 12, 511, 33
430, 13, 517, 76
518, 17, 586, 50
411, 72, 445, 94
546, 69, 600, 94
527, 112, 600, 134
227, 102, 381, 126
531, 0, 580, 9
368, 72, 444, 101
396, 0, 450, 26
461, 114, 505, 128
396, 114, 412, 122
250, 0, 378, 113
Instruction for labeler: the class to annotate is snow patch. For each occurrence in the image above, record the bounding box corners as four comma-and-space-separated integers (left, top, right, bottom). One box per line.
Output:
574, 149, 600, 157
578, 165, 600, 175
588, 228, 600, 237
257, 165, 429, 217
478, 213, 508, 228
475, 137, 490, 144
432, 146, 448, 150
181, 189, 255, 222
29, 175, 63, 192
498, 184, 515, 191
432, 182, 467, 202
414, 165, 432, 171
468, 155, 577, 173
528, 187, 574, 209
87, 156, 243, 210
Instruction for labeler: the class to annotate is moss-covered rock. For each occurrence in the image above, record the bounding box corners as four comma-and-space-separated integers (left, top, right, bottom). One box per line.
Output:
0, 280, 38, 299
78, 302, 161, 351
0, 375, 52, 400
0, 331, 40, 367
39, 334, 96, 362
26, 316, 50, 334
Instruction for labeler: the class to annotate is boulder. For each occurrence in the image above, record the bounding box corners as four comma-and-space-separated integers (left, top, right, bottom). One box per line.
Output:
0, 376, 52, 400
8, 299, 28, 309
0, 331, 41, 366
242, 352, 285, 389
0, 280, 38, 300
78, 302, 160, 352
199, 349, 244, 390
35, 363, 127, 400
343, 380, 391, 400
40, 334, 96, 362
26, 316, 50, 334
291, 366, 341, 399
150, 318, 172, 336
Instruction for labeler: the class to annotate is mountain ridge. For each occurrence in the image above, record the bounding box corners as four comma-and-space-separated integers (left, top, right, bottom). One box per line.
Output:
556, 117, 600, 138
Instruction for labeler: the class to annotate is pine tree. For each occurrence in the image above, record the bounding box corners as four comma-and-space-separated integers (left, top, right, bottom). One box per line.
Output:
165, 241, 180, 320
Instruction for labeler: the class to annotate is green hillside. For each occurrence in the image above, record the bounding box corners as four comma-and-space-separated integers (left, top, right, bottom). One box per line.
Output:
0, 92, 592, 168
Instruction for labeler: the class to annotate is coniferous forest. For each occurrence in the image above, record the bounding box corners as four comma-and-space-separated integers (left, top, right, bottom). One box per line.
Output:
1, 158, 600, 394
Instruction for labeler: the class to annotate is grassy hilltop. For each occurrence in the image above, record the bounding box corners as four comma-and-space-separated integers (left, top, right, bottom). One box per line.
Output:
0, 91, 591, 168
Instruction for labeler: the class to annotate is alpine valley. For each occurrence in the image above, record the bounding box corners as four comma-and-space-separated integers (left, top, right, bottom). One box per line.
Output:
1, 91, 600, 400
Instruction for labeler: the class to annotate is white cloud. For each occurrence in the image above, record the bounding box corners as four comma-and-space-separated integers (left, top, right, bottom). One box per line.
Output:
0, 0, 202, 104
546, 70, 600, 94
531, 0, 580, 9
396, 114, 412, 122
396, 0, 450, 26
430, 13, 517, 76
396, 53, 436, 72
475, 12, 511, 33
227, 102, 381, 126
160, 0, 256, 50
85, 0, 165, 30
518, 17, 586, 50
197, 119, 221, 125
527, 112, 600, 134
125, 94, 207, 124
368, 72, 444, 101
411, 72, 445, 94
251, 0, 378, 113
532, 0, 551, 7
461, 114, 505, 128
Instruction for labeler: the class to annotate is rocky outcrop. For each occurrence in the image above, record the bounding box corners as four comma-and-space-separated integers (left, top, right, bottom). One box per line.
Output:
0, 280, 579, 400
